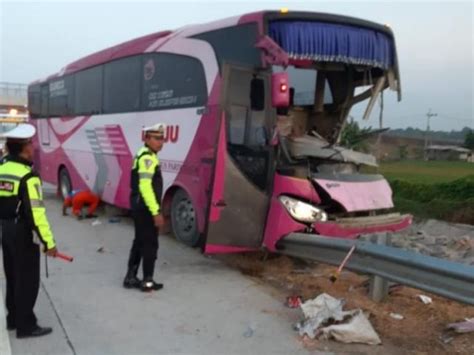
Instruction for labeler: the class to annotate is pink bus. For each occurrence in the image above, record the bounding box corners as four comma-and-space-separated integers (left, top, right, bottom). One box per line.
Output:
28, 10, 411, 253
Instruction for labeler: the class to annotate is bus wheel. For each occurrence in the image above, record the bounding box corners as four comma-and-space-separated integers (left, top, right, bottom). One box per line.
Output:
58, 167, 72, 200
171, 189, 200, 247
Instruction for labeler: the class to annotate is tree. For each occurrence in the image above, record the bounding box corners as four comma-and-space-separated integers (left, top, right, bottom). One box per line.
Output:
398, 145, 408, 160
340, 118, 388, 153
464, 130, 474, 150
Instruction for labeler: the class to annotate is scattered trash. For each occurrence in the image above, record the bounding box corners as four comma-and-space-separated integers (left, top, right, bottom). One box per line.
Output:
243, 325, 255, 338
97, 246, 105, 253
286, 295, 303, 308
294, 293, 381, 345
439, 332, 455, 344
322, 310, 381, 345
446, 318, 474, 333
91, 219, 102, 226
418, 294, 433, 305
389, 313, 404, 320
109, 217, 121, 223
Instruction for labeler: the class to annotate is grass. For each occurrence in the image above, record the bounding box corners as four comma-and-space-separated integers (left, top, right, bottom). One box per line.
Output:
377, 160, 474, 224
379, 160, 474, 184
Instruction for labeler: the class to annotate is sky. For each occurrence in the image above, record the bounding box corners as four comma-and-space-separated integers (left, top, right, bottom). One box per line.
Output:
0, 0, 472, 131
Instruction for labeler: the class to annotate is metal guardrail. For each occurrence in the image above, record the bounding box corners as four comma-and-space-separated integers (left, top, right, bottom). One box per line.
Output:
277, 233, 474, 305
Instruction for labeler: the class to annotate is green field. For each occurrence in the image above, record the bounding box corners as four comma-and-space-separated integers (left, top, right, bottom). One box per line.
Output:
379, 160, 474, 184
378, 160, 474, 224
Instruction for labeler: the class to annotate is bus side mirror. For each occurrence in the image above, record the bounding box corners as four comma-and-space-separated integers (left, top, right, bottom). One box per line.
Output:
271, 72, 290, 108
250, 77, 265, 111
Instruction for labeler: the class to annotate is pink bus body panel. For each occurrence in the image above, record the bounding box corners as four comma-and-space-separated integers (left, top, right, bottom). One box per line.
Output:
31, 11, 410, 254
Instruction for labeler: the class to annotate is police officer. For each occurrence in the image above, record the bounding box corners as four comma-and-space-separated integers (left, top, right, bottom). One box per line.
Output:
0, 124, 58, 338
123, 124, 166, 292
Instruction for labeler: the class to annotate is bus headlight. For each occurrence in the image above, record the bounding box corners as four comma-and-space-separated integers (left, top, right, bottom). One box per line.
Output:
279, 196, 328, 223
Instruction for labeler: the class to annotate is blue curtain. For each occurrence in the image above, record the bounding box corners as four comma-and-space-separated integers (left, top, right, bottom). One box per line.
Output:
269, 21, 395, 69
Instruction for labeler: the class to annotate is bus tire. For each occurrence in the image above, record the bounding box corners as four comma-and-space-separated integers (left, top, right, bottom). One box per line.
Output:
170, 189, 200, 247
58, 167, 72, 200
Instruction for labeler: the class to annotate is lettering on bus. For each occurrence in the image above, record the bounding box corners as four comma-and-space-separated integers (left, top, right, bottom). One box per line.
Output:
160, 160, 182, 173
147, 90, 197, 109
49, 80, 67, 98
160, 160, 198, 175
164, 125, 179, 143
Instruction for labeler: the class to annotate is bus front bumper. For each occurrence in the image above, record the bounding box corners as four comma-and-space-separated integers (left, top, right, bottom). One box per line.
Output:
311, 213, 412, 239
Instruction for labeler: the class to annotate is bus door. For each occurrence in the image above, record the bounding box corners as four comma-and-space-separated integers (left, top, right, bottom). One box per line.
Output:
205, 65, 274, 252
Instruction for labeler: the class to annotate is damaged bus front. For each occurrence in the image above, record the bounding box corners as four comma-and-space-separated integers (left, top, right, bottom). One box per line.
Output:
205, 11, 411, 253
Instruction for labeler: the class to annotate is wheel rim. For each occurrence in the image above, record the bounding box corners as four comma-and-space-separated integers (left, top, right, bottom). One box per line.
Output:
173, 197, 197, 241
60, 172, 71, 199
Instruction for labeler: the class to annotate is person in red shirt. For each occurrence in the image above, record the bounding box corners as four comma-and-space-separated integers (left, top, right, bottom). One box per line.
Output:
62, 190, 100, 219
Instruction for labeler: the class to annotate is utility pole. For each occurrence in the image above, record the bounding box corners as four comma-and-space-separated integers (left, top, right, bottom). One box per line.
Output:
424, 109, 437, 160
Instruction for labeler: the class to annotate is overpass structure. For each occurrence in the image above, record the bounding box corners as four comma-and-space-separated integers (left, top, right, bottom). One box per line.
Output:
0, 82, 28, 135
0, 82, 28, 112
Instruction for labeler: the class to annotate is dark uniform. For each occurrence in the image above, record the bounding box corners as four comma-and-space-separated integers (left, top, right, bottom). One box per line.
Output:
124, 145, 163, 290
0, 155, 56, 334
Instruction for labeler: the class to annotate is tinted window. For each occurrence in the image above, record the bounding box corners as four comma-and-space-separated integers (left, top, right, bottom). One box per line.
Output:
104, 56, 141, 113
49, 76, 75, 116
28, 84, 41, 118
193, 24, 261, 70
142, 53, 207, 111
40, 85, 49, 117
75, 66, 103, 115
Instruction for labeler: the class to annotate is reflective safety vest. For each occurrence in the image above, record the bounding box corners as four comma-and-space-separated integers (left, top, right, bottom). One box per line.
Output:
130, 146, 163, 215
0, 156, 56, 249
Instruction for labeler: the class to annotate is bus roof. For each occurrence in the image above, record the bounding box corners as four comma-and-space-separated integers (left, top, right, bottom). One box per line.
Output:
31, 10, 396, 85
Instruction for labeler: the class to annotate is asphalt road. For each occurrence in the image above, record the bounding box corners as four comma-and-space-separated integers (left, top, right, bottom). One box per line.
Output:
0, 194, 316, 355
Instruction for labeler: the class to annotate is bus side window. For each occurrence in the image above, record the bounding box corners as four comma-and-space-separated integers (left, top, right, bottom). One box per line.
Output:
28, 84, 41, 118
141, 53, 208, 111
40, 84, 49, 118
49, 76, 75, 117
74, 66, 103, 115
104, 57, 141, 114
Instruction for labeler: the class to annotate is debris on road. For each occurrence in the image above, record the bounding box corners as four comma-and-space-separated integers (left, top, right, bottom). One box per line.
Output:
418, 294, 433, 304
97, 246, 105, 253
285, 295, 303, 308
439, 332, 455, 344
109, 217, 121, 223
321, 309, 381, 345
223, 252, 474, 353
243, 325, 256, 338
389, 313, 404, 320
295, 293, 381, 345
447, 318, 474, 333
383, 219, 474, 265
91, 219, 102, 226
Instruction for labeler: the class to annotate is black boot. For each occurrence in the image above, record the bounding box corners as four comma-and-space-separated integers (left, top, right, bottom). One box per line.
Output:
140, 278, 163, 292
123, 268, 141, 289
17, 325, 53, 338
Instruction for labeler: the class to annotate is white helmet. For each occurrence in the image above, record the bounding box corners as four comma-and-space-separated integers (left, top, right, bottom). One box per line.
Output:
1, 123, 36, 140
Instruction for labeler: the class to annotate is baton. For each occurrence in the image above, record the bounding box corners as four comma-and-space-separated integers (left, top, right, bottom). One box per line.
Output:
55, 252, 74, 262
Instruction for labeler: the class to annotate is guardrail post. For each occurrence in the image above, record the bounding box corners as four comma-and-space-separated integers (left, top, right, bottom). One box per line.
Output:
368, 232, 390, 302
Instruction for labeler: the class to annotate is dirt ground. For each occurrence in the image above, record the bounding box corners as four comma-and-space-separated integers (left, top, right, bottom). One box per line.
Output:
220, 253, 474, 355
